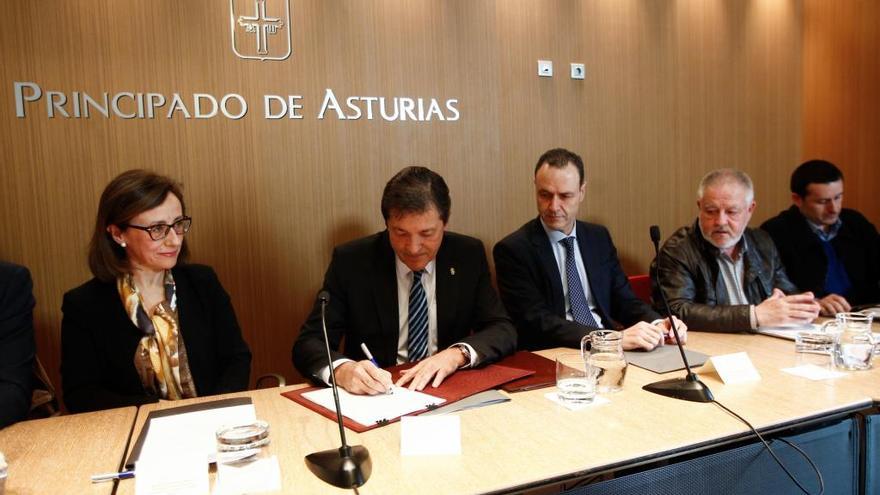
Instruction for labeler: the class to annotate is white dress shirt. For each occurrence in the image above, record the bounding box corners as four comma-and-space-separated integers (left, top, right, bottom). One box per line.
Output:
540, 220, 606, 327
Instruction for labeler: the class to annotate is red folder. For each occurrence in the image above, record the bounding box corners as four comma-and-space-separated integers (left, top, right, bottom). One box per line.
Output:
497, 351, 557, 393
282, 363, 533, 432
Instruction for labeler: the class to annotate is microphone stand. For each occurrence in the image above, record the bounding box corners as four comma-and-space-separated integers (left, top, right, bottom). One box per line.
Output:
642, 226, 714, 403
304, 291, 372, 488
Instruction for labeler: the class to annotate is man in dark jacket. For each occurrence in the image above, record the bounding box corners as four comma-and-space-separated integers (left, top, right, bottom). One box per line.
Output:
0, 261, 35, 428
762, 160, 880, 315
653, 169, 820, 332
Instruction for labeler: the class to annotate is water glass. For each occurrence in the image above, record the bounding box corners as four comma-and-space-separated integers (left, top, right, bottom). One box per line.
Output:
215, 420, 270, 465
822, 312, 875, 371
555, 353, 597, 405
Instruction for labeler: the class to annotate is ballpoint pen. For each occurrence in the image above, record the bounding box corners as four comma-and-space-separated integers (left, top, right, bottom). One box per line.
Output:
360, 342, 379, 367
360, 342, 393, 394
90, 470, 135, 483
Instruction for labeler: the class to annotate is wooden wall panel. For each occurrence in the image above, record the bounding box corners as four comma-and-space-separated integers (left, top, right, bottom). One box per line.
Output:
0, 1, 803, 393
803, 0, 880, 224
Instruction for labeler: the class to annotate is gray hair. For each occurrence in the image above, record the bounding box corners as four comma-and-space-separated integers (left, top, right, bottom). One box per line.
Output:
697, 168, 755, 203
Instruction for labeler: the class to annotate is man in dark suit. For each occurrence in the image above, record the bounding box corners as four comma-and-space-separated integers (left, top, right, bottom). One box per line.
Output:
493, 148, 685, 351
0, 261, 36, 428
761, 160, 880, 315
293, 166, 516, 395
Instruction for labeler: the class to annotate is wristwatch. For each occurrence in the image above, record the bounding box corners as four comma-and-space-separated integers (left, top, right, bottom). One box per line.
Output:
453, 344, 472, 368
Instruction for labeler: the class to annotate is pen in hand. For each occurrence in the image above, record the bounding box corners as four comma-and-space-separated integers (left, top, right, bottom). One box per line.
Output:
360, 342, 393, 394
360, 342, 379, 367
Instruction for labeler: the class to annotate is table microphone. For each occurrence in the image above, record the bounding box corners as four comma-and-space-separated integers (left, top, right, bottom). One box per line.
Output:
304, 290, 372, 488
642, 226, 714, 403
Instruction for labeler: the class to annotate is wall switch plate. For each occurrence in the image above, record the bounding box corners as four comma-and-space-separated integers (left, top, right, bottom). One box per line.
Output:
571, 63, 585, 80
538, 60, 553, 77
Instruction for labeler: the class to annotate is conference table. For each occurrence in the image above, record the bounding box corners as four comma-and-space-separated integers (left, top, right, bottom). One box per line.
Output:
4, 332, 879, 494
0, 406, 136, 494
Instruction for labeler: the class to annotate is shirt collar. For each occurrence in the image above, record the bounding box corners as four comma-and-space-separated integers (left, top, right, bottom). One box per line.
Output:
540, 218, 577, 244
806, 217, 842, 241
395, 256, 435, 278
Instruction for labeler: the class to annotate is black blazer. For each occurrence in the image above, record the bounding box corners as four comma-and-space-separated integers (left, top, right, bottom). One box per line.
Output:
292, 230, 517, 380
761, 206, 880, 305
0, 262, 36, 428
61, 264, 252, 413
494, 218, 660, 350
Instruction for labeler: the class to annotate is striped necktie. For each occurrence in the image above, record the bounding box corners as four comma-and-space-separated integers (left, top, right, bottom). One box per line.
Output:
561, 236, 599, 328
407, 270, 429, 361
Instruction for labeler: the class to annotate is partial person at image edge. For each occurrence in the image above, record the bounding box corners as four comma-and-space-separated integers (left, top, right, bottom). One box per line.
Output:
761, 160, 880, 316
0, 261, 36, 428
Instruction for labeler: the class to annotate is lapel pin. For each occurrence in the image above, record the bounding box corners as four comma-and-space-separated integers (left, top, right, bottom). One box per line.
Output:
450, 267, 456, 276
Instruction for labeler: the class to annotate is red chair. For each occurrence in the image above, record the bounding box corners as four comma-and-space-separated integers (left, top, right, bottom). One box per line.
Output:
628, 274, 652, 304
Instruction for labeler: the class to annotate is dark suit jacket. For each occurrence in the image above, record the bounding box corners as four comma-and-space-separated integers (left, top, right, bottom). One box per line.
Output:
292, 230, 517, 380
761, 206, 880, 305
493, 218, 660, 350
0, 262, 36, 428
61, 264, 252, 413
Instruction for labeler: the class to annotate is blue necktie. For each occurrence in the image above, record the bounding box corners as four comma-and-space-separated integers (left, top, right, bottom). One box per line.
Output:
561, 237, 599, 328
407, 270, 429, 361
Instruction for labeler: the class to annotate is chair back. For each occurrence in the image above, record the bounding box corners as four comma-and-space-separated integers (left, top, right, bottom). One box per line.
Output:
628, 274, 652, 304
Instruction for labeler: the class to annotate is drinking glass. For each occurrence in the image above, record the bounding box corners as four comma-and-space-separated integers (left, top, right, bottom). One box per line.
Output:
555, 353, 597, 404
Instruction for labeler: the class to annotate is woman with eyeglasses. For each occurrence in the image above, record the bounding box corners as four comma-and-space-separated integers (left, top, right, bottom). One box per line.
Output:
61, 170, 252, 413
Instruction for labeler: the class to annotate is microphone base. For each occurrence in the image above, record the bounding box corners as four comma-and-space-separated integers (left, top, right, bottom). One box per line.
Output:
305, 445, 372, 489
643, 377, 714, 403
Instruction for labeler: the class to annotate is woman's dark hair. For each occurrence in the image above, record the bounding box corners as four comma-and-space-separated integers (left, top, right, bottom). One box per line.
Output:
88, 169, 188, 282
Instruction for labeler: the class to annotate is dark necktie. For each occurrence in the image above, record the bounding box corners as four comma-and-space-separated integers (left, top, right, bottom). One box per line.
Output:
561, 237, 599, 328
407, 270, 429, 361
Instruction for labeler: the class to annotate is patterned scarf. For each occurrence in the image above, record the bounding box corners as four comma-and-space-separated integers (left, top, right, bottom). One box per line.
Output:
118, 271, 197, 400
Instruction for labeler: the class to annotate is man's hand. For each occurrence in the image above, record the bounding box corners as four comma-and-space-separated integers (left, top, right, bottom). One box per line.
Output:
817, 293, 851, 316
396, 347, 466, 391
335, 360, 393, 395
658, 315, 688, 345
755, 290, 821, 327
621, 321, 666, 351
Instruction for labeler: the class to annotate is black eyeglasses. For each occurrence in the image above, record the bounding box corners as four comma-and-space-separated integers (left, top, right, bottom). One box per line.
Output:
125, 217, 192, 241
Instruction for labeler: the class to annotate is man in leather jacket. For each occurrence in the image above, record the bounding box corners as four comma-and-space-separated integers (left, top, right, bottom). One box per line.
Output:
651, 169, 820, 332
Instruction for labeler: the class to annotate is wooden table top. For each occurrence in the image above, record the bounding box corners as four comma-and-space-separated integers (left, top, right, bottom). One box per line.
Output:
0, 406, 136, 495
114, 331, 880, 495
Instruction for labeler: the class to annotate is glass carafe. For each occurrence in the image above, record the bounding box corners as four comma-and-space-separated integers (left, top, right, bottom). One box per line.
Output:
581, 330, 627, 393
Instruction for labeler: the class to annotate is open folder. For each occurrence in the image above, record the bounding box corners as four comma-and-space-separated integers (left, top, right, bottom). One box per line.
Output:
125, 397, 254, 469
282, 363, 532, 432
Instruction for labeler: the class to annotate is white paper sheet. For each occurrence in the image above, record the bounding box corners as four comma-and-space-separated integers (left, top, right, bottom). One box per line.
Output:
781, 364, 847, 381
139, 404, 257, 464
301, 385, 445, 427
400, 416, 461, 456
136, 453, 209, 495
214, 455, 282, 495
756, 323, 820, 340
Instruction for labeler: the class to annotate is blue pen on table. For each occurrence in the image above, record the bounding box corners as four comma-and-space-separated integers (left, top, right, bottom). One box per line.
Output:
91, 470, 135, 483
360, 342, 379, 367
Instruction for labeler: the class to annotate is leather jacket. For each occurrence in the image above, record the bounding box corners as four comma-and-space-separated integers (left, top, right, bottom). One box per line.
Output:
651, 220, 797, 332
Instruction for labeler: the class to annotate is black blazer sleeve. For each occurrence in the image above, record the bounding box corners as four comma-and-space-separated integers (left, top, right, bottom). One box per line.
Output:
0, 262, 36, 428
293, 246, 349, 380
447, 237, 517, 364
